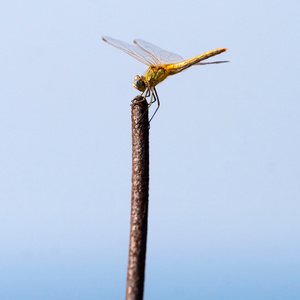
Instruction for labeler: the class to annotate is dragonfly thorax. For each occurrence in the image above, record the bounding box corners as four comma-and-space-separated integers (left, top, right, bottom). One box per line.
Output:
133, 75, 147, 92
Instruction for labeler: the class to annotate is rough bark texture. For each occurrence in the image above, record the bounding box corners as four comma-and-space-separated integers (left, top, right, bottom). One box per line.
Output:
125, 96, 149, 300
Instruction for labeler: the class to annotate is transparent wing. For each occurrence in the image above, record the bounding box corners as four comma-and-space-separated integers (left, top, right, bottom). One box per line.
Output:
134, 39, 184, 66
102, 36, 158, 66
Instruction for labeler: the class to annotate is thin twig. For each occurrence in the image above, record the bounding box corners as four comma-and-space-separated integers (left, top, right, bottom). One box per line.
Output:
125, 96, 149, 300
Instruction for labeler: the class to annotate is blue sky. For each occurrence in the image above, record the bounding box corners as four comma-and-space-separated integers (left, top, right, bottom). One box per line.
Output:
1, 0, 300, 299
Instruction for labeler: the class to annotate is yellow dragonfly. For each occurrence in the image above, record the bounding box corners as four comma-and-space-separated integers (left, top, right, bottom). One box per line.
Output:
102, 36, 228, 121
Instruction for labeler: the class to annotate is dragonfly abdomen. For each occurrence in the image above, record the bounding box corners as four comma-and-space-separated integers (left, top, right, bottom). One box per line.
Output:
167, 48, 228, 74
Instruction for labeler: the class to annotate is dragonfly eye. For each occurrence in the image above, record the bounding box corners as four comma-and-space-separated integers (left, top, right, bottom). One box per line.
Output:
133, 75, 146, 92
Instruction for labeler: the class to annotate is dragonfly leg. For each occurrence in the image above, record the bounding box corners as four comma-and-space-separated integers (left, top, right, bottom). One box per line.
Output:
150, 89, 157, 104
138, 88, 160, 123
131, 90, 148, 106
148, 88, 160, 122
135, 88, 153, 124
135, 87, 160, 124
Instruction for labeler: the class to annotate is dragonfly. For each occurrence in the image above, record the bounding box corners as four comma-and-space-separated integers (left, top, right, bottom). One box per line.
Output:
102, 36, 228, 121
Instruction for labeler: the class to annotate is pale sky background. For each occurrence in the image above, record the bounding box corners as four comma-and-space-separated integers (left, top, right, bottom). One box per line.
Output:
1, 0, 300, 299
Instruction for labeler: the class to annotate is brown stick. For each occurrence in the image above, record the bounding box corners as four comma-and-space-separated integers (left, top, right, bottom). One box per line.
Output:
125, 96, 149, 300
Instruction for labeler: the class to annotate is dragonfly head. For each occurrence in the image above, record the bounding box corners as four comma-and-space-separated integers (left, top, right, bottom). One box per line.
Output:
133, 75, 147, 92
